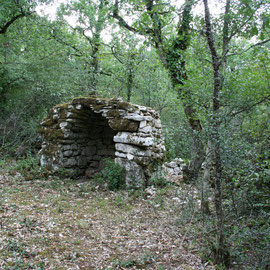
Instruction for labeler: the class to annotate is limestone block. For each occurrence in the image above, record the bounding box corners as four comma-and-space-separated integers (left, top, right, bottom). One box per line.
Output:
124, 114, 146, 121
115, 151, 127, 158
154, 119, 162, 128
63, 131, 75, 139
106, 109, 126, 118
139, 121, 147, 128
134, 156, 150, 166
144, 116, 154, 121
92, 155, 101, 161
101, 109, 109, 117
161, 158, 186, 178
73, 150, 80, 156
139, 126, 152, 133
40, 154, 47, 167
113, 132, 154, 147
88, 161, 99, 168
60, 122, 71, 129
68, 144, 77, 150
66, 118, 78, 123
155, 144, 166, 153
136, 105, 149, 112
62, 145, 71, 151
127, 153, 134, 160
62, 158, 77, 168
108, 119, 139, 132
115, 143, 151, 157
83, 146, 97, 156
52, 163, 60, 171
63, 150, 73, 157
115, 158, 145, 187
77, 157, 87, 168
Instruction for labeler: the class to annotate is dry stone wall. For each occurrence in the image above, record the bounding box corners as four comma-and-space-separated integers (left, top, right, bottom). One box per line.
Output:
39, 96, 165, 187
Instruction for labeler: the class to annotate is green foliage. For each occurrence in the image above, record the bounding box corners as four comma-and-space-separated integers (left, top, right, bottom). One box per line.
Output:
149, 167, 167, 188
7, 154, 49, 181
100, 158, 126, 191
149, 176, 167, 188
223, 210, 270, 269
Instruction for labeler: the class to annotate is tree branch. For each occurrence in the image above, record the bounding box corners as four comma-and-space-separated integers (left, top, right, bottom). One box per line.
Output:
228, 94, 270, 118
112, 0, 153, 35
203, 0, 219, 67
0, 11, 33, 35
227, 38, 270, 57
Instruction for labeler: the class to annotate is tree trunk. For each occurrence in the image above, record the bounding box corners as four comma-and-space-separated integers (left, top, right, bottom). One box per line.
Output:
201, 140, 212, 216
203, 0, 229, 265
127, 69, 133, 102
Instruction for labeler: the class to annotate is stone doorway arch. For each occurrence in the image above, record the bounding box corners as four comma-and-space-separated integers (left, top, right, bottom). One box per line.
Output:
39, 96, 165, 186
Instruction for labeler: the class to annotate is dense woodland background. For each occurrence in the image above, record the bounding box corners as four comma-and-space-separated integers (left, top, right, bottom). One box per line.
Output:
0, 0, 269, 268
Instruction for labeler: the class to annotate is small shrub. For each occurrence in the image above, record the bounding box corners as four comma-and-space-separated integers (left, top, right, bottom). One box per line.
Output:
149, 167, 167, 187
101, 158, 126, 190
92, 173, 104, 184
8, 154, 50, 180
149, 176, 167, 187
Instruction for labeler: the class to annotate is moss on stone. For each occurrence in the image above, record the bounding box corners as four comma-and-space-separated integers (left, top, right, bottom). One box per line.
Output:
43, 144, 59, 158
42, 118, 55, 127
43, 128, 64, 140
117, 101, 137, 112
72, 97, 107, 108
56, 103, 70, 109
106, 110, 121, 118
108, 119, 139, 131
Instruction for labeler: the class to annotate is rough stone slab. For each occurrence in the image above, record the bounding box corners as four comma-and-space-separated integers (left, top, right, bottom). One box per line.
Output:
113, 132, 154, 147
115, 143, 151, 157
82, 146, 96, 156
123, 114, 146, 121
139, 121, 147, 128
63, 150, 73, 157
139, 126, 152, 133
92, 155, 101, 161
127, 153, 134, 160
115, 151, 127, 158
77, 157, 87, 168
60, 122, 71, 129
115, 158, 145, 187
62, 158, 77, 168
108, 119, 139, 132
154, 119, 162, 128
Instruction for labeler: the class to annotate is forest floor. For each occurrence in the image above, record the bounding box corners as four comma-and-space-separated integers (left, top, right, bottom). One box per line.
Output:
0, 162, 216, 270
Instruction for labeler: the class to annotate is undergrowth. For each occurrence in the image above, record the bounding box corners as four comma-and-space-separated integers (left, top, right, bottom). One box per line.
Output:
93, 158, 126, 191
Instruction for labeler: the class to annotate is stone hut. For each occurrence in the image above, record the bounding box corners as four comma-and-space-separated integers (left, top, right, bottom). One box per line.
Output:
39, 96, 165, 186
